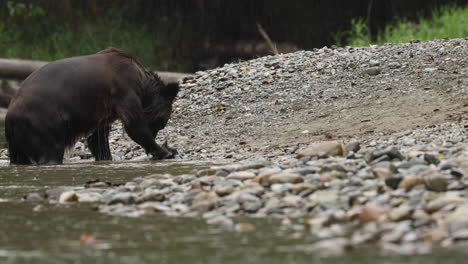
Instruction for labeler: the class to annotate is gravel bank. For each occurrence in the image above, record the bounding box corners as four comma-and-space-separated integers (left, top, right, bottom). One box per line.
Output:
10, 38, 468, 255
68, 37, 467, 163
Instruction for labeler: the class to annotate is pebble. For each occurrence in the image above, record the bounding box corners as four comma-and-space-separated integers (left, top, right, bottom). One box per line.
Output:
424, 154, 440, 165
226, 171, 256, 180
345, 141, 361, 153
136, 190, 166, 203
191, 192, 219, 212
59, 191, 79, 203
358, 204, 387, 223
77, 192, 102, 203
385, 176, 403, 189
267, 172, 304, 184
388, 205, 412, 222
423, 173, 448, 192
108, 192, 136, 205
424, 193, 466, 213
234, 223, 255, 232
399, 175, 424, 191
363, 67, 382, 76
296, 141, 346, 158
372, 168, 394, 178
23, 193, 43, 201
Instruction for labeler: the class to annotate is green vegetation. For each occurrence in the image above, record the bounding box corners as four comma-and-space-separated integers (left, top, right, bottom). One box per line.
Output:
0, 2, 192, 70
0, 20, 189, 70
338, 5, 468, 46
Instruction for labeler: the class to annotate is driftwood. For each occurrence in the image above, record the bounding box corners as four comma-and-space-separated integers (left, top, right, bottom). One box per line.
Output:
0, 58, 192, 84
0, 59, 47, 80
256, 23, 279, 55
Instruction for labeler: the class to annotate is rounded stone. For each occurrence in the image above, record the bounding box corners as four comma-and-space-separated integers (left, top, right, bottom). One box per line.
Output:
398, 175, 424, 191
226, 171, 256, 181
424, 174, 448, 192
296, 141, 346, 158
358, 204, 387, 223
59, 191, 79, 203
267, 173, 304, 184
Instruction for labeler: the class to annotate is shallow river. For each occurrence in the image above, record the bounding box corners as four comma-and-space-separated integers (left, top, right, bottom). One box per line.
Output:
0, 133, 466, 263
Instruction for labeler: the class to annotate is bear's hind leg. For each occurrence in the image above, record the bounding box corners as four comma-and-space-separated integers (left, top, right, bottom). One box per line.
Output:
87, 125, 112, 161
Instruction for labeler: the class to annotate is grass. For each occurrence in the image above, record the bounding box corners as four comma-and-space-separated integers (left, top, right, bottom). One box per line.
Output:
0, 17, 192, 71
337, 4, 468, 47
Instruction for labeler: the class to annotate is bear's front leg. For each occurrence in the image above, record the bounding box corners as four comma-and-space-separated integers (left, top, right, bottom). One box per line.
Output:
118, 96, 173, 160
124, 119, 172, 160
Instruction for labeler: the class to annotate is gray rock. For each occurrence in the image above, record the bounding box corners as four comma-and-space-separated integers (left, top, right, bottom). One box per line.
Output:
372, 161, 398, 173
234, 192, 263, 213
424, 154, 440, 165
345, 141, 361, 153
446, 208, 468, 234
268, 172, 304, 184
24, 193, 43, 201
271, 183, 291, 193
226, 171, 256, 180
369, 60, 380, 67
372, 147, 404, 161
136, 190, 166, 203
138, 202, 171, 213
389, 205, 412, 221
385, 176, 403, 189
77, 192, 102, 203
191, 192, 219, 212
424, 173, 448, 192
425, 193, 466, 213
297, 141, 346, 158
108, 192, 136, 205
363, 67, 382, 76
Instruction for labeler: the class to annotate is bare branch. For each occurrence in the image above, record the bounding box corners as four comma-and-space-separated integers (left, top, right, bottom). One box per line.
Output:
256, 23, 279, 55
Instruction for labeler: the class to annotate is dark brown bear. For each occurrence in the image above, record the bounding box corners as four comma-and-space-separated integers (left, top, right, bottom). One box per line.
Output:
5, 47, 179, 165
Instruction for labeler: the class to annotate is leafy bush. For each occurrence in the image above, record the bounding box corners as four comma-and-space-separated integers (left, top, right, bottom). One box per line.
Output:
0, 2, 192, 70
338, 5, 468, 46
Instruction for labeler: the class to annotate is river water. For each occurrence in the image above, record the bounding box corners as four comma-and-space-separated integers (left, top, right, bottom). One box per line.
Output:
0, 126, 466, 263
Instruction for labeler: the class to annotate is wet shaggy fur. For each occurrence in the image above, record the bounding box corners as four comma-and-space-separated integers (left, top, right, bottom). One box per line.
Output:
5, 47, 179, 165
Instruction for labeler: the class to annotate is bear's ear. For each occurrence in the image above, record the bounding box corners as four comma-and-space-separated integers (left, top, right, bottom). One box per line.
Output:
159, 82, 180, 100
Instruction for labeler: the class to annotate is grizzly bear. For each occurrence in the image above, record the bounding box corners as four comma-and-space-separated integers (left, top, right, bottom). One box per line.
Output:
5, 47, 179, 165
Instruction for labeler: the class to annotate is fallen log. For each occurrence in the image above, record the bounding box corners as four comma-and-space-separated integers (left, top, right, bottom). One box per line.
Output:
0, 58, 192, 84
0, 59, 47, 80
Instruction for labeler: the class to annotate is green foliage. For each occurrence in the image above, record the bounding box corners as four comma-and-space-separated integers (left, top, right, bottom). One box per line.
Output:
6, 1, 44, 17
339, 5, 468, 47
0, 2, 193, 71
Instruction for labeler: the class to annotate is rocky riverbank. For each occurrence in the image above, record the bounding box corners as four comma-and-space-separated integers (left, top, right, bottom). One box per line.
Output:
6, 38, 468, 255
45, 119, 467, 255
